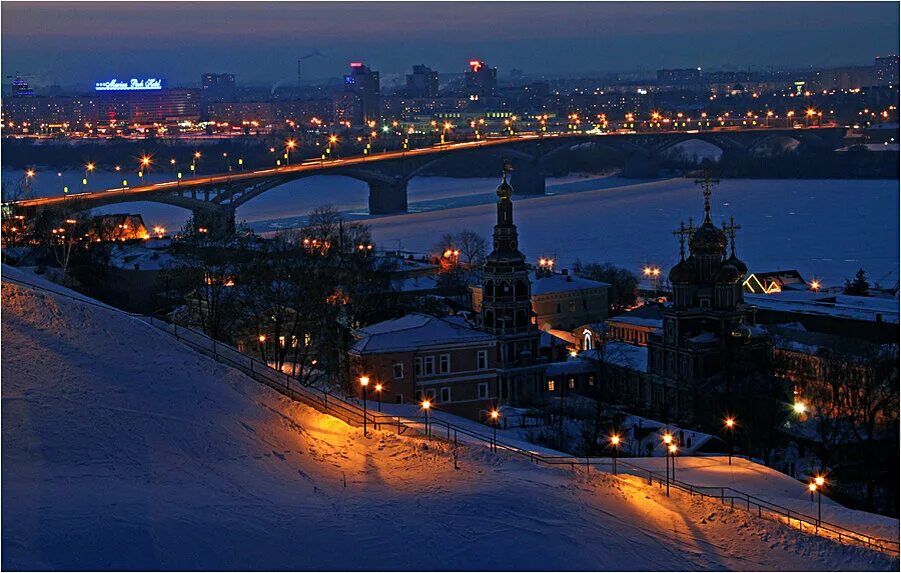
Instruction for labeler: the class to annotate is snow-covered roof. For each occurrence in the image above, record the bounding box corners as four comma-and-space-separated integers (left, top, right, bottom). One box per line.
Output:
747, 292, 900, 324
108, 245, 176, 271
581, 342, 648, 372
391, 275, 440, 293
351, 313, 495, 354
540, 330, 576, 348
530, 271, 610, 296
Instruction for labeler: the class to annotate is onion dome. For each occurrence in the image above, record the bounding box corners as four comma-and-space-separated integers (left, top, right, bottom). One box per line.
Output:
689, 221, 728, 257
496, 172, 513, 199
725, 252, 748, 276
669, 257, 698, 284
713, 261, 743, 285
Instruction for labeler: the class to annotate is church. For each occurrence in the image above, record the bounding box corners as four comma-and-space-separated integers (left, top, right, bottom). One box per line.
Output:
646, 176, 772, 422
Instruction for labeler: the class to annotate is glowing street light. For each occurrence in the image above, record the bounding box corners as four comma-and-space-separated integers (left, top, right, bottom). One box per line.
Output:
139, 156, 152, 182
793, 400, 807, 415
359, 376, 370, 437
285, 139, 297, 166
24, 168, 35, 195
643, 265, 661, 294
663, 432, 674, 496
489, 408, 500, 451
809, 475, 826, 524
192, 151, 201, 176
809, 280, 821, 292
422, 398, 432, 440
610, 434, 621, 475
724, 417, 736, 465
374, 382, 383, 412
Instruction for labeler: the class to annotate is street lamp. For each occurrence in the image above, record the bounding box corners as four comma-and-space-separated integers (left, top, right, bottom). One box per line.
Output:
359, 376, 369, 437
793, 400, 807, 415
138, 156, 151, 183
84, 162, 95, 190
809, 280, 821, 292
668, 443, 678, 485
192, 151, 201, 176
610, 434, 621, 475
724, 417, 735, 465
643, 266, 661, 296
286, 139, 297, 166
490, 409, 500, 451
374, 383, 383, 412
809, 475, 826, 525
422, 398, 432, 440
663, 433, 673, 496
24, 169, 35, 195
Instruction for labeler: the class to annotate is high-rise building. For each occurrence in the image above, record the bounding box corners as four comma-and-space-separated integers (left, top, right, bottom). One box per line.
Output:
200, 73, 236, 101
479, 164, 543, 403
875, 55, 899, 86
656, 68, 703, 89
342, 62, 380, 125
464, 60, 498, 97
406, 65, 439, 98
11, 76, 34, 98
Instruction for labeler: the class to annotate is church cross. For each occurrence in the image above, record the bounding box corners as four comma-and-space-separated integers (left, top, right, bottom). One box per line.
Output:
694, 169, 720, 223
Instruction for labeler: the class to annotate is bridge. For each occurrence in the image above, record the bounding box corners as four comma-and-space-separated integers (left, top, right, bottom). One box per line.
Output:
10, 127, 846, 236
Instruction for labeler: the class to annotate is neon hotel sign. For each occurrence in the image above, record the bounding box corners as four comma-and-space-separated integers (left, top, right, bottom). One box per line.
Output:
95, 78, 163, 91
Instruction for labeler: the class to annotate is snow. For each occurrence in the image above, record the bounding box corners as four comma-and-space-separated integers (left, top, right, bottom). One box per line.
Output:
618, 457, 900, 542
2, 267, 897, 570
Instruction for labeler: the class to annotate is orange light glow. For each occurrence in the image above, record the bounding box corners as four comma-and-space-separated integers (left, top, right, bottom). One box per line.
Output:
359, 376, 369, 387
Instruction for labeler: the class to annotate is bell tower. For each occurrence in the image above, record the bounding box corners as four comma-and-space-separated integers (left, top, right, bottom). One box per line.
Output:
480, 162, 542, 402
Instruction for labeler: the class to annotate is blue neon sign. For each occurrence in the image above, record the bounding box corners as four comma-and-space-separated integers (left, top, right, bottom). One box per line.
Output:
95, 78, 164, 91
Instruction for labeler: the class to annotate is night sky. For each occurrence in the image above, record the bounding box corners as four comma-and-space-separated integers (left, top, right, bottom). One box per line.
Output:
2, 1, 898, 88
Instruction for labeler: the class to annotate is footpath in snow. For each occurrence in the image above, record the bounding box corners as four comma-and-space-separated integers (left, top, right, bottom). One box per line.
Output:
1, 267, 897, 571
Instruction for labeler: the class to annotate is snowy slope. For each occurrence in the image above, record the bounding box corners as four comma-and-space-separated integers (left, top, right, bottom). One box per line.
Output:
1, 270, 896, 571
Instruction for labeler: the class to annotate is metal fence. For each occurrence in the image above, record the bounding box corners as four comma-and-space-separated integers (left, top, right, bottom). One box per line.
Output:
3, 273, 897, 557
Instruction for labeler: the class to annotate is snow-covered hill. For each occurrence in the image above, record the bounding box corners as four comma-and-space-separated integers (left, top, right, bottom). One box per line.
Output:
1, 268, 896, 571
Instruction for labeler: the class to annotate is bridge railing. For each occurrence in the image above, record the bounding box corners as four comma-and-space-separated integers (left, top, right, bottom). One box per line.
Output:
2, 272, 896, 557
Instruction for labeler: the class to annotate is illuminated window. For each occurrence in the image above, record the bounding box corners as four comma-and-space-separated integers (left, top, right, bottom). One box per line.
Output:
547, 380, 556, 392
568, 378, 576, 389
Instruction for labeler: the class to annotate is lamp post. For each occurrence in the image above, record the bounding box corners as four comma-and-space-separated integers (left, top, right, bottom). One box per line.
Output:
139, 156, 151, 184
191, 151, 201, 177
286, 139, 296, 166
490, 408, 500, 451
643, 266, 661, 297
810, 475, 826, 525
24, 169, 35, 196
374, 383, 383, 412
422, 399, 431, 440
724, 417, 735, 465
663, 433, 673, 496
668, 443, 678, 485
359, 376, 369, 437
610, 434, 621, 475
84, 162, 95, 190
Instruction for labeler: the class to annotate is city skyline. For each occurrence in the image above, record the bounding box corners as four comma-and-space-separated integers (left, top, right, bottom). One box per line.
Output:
2, 2, 899, 88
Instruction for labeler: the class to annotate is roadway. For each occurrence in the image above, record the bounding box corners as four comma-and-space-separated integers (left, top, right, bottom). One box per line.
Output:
9, 126, 839, 210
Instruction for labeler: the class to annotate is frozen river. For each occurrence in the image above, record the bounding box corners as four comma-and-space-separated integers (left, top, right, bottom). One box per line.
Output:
5, 169, 899, 287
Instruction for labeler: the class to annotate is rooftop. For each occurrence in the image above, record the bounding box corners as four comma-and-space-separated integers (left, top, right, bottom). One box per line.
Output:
747, 292, 900, 324
530, 271, 610, 296
351, 313, 495, 354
